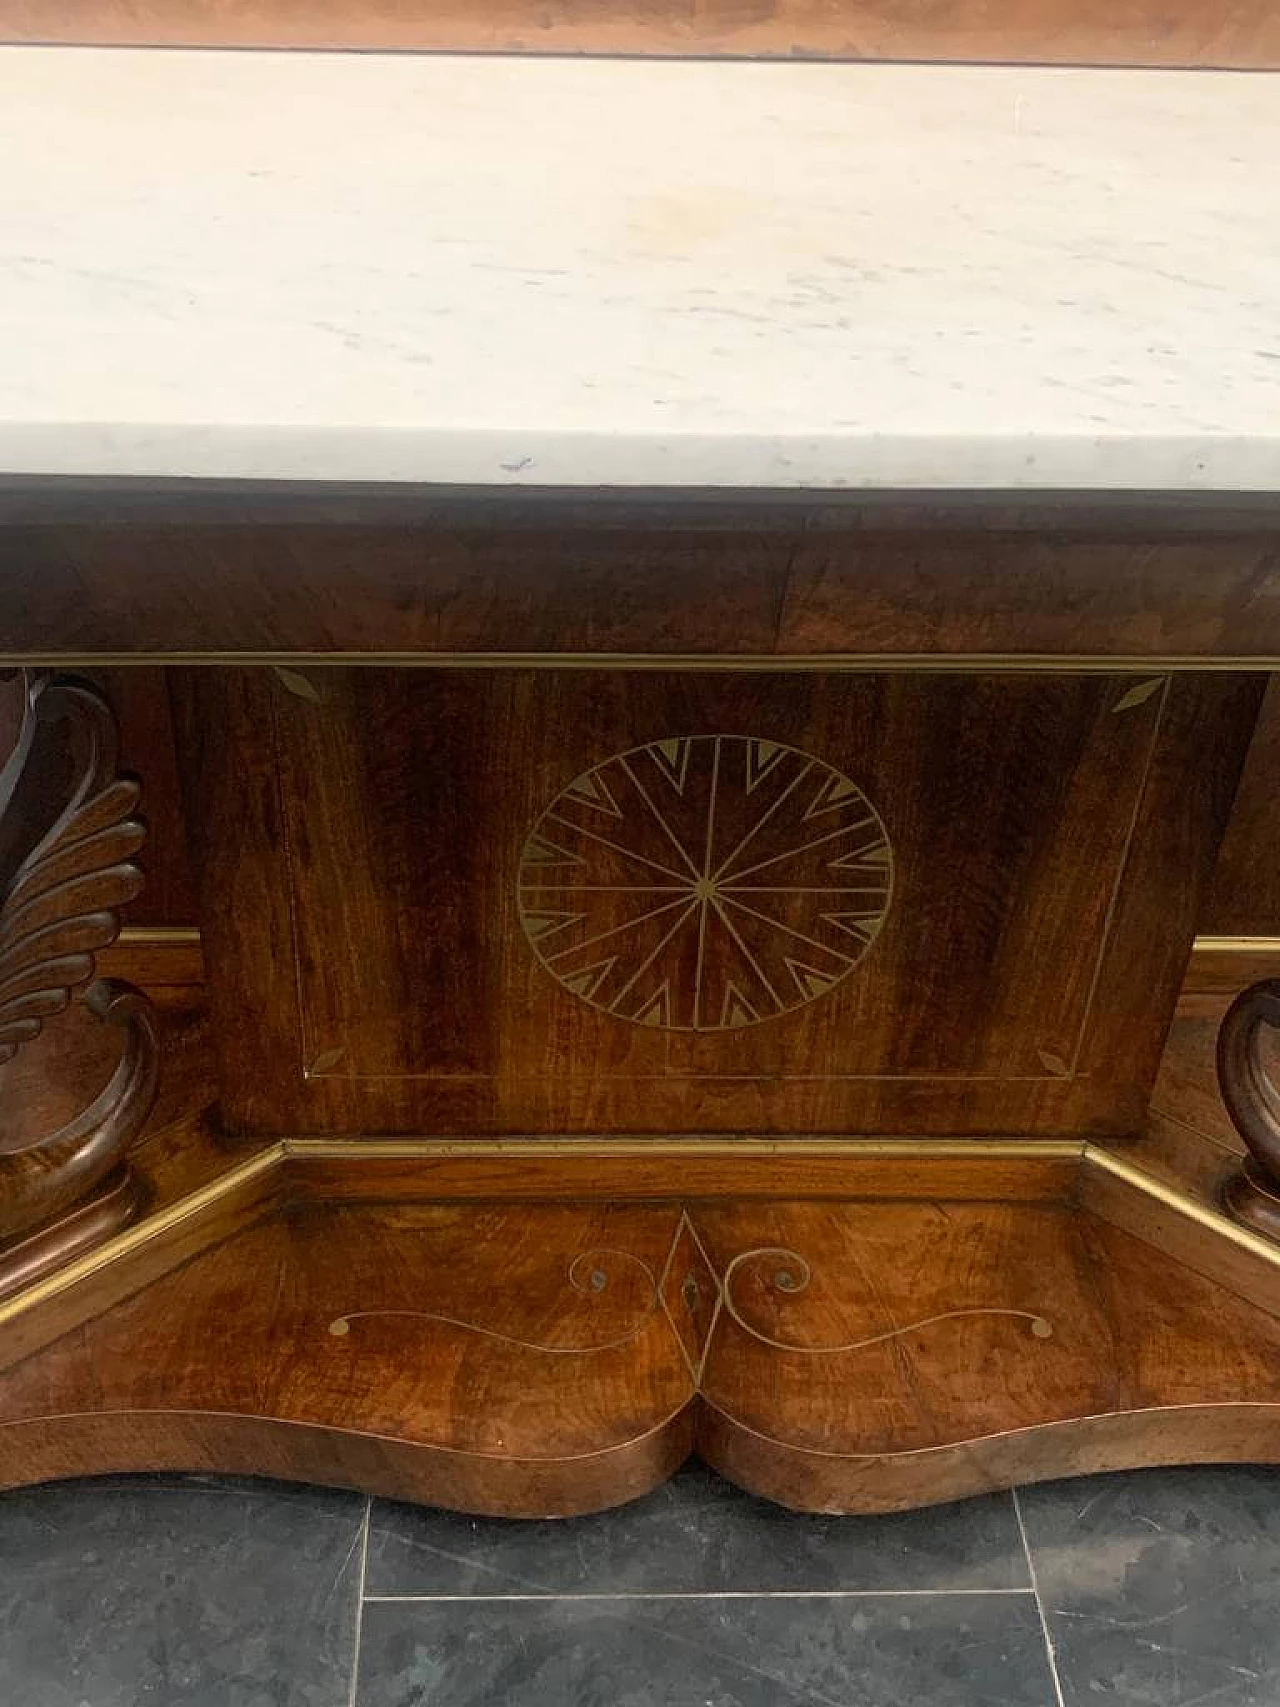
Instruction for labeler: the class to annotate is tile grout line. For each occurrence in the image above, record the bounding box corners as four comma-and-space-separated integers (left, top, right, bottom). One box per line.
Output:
1013, 1488, 1068, 1707
361, 1587, 1039, 1603
346, 1496, 372, 1707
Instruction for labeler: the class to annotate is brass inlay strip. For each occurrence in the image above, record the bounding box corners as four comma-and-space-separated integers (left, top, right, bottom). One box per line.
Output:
0, 1145, 283, 1329
1, 652, 1278, 674
1082, 1143, 1280, 1269
103, 931, 1280, 967
279, 1136, 1086, 1161
116, 926, 202, 946
5, 1136, 1280, 1338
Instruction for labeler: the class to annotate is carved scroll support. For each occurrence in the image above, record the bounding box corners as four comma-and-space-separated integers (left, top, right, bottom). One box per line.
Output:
0, 673, 159, 1300
1217, 979, 1280, 1239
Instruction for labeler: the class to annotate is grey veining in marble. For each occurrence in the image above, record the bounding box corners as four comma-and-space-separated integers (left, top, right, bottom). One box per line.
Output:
367, 1462, 1030, 1597
355, 1592, 1055, 1706
1018, 1466, 1280, 1706
0, 1474, 366, 1707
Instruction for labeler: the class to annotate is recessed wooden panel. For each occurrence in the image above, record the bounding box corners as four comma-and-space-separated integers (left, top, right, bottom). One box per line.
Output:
1204, 675, 1280, 936
172, 665, 1259, 1138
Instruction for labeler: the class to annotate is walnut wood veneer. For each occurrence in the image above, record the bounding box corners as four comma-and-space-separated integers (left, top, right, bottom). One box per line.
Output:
5, 486, 1280, 1515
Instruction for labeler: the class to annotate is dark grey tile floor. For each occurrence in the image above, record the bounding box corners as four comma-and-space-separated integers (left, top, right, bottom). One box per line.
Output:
4, 1461, 1280, 1705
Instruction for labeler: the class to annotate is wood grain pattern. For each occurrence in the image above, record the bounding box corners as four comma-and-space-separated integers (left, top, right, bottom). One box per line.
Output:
170, 664, 1258, 1140
0, 1202, 699, 1516
4, 503, 1280, 664
1, 0, 1277, 67
1203, 678, 1280, 936
2, 486, 1276, 1515
6, 1193, 1280, 1515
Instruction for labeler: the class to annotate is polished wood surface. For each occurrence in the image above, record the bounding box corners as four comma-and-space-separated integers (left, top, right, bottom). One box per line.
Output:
169, 665, 1256, 1138
0, 673, 159, 1295
4, 494, 1280, 664
1, 916, 1279, 1513
63, 662, 1280, 957
1216, 980, 1280, 1238
2, 0, 1277, 66
1204, 678, 1280, 936
3, 487, 1280, 1515
6, 1186, 1280, 1516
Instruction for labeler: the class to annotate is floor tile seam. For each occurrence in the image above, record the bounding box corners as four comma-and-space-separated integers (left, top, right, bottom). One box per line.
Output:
359, 1586, 1040, 1603
1013, 1487, 1068, 1707
347, 1495, 373, 1707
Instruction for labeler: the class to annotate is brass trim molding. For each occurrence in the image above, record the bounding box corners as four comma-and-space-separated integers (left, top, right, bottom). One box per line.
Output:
5, 1134, 1280, 1344
1, 652, 1279, 674
1081, 1142, 1280, 1267
116, 926, 202, 946
0, 1146, 282, 1331
103, 933, 1280, 974
279, 1135, 1085, 1161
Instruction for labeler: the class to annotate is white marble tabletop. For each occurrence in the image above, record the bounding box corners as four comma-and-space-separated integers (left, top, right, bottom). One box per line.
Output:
0, 48, 1278, 492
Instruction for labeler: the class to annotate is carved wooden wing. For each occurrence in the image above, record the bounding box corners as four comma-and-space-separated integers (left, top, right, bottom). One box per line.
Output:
0, 674, 145, 1064
0, 672, 158, 1281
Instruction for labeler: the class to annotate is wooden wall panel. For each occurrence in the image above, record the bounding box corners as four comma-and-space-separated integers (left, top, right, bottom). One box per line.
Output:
90, 668, 197, 929
1203, 676, 1280, 938
21, 653, 1280, 952
1, 0, 1277, 67
170, 664, 1260, 1140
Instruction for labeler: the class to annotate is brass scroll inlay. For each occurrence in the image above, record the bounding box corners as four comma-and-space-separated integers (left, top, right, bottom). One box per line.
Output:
721, 1247, 1053, 1351
518, 734, 892, 1031
327, 1247, 659, 1355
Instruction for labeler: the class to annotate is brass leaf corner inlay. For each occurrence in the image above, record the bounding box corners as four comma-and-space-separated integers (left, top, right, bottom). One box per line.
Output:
1111, 678, 1166, 714
271, 666, 323, 704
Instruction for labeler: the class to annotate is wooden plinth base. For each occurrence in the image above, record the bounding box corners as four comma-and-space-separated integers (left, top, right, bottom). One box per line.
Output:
0, 1167, 145, 1305
1223, 1159, 1280, 1242
5, 1187, 1280, 1516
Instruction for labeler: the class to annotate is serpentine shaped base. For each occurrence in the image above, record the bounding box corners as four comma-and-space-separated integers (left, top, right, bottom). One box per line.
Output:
5, 1192, 1280, 1516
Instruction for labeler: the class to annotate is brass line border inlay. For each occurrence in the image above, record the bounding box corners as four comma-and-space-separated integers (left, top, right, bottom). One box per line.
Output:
279, 1136, 1086, 1161
5, 1136, 1280, 1336
2, 653, 1280, 674
1080, 1142, 1280, 1266
107, 931, 1280, 959
116, 926, 202, 946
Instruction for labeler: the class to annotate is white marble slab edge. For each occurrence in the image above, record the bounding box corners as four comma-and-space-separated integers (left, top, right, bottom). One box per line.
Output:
1, 49, 1278, 491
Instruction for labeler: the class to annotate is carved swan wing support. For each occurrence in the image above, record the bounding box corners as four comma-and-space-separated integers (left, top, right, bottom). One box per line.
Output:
0, 673, 159, 1293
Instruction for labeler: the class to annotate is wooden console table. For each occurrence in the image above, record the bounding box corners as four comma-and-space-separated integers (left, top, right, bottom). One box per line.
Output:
2, 49, 1280, 1515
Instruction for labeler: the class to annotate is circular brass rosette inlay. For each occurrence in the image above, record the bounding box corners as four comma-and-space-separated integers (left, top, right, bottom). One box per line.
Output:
518, 734, 892, 1031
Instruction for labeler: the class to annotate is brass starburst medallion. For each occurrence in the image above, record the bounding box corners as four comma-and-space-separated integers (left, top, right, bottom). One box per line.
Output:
518, 735, 892, 1032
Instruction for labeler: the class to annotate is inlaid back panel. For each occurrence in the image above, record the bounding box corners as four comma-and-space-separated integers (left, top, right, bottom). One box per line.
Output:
172, 667, 1259, 1138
